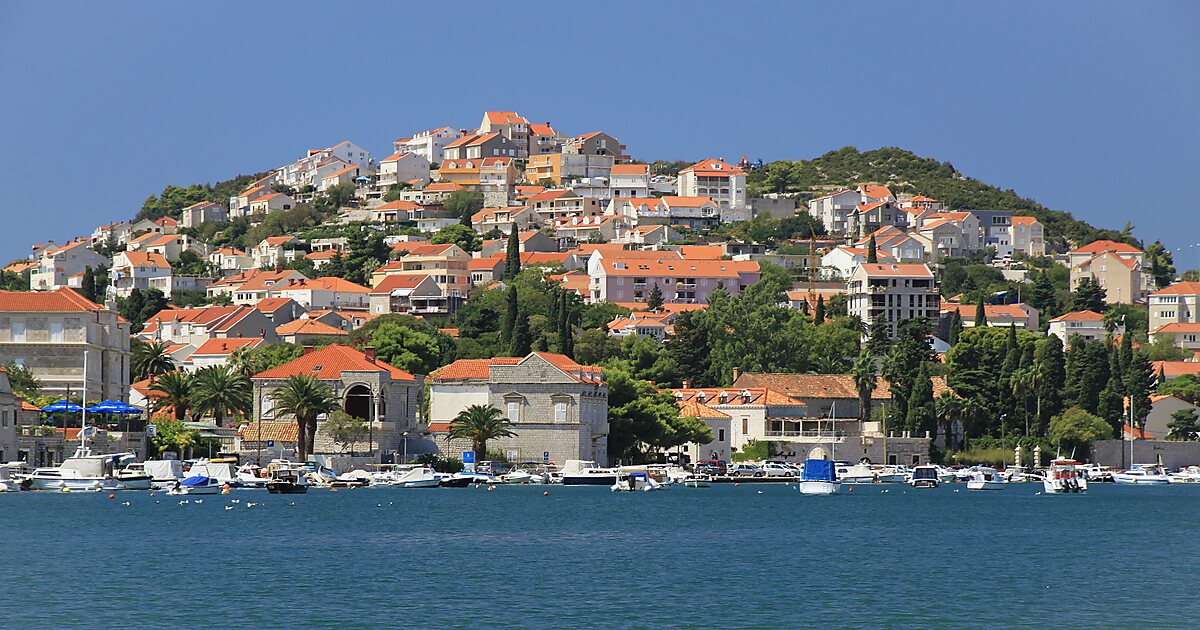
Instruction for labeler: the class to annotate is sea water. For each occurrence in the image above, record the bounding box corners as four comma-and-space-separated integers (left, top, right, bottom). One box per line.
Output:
1, 483, 1198, 629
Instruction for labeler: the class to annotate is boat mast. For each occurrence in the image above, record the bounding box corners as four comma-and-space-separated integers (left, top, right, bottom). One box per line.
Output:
81, 350, 89, 452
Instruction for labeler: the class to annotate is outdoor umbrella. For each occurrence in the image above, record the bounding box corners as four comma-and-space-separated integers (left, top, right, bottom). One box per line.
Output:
85, 400, 122, 413
40, 400, 83, 413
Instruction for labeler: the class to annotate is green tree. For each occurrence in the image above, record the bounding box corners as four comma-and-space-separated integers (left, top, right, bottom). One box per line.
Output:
131, 339, 177, 381
2, 362, 41, 400
1049, 407, 1113, 455
363, 319, 446, 375
79, 267, 97, 302
1167, 408, 1200, 441
504, 228, 521, 280
1145, 240, 1176, 289
189, 366, 252, 427
935, 392, 965, 450
151, 371, 191, 422
667, 311, 713, 387
431, 224, 481, 253
445, 190, 484, 226
449, 404, 516, 460
852, 350, 877, 423
271, 374, 341, 461
510, 307, 532, 357
323, 410, 369, 453
866, 234, 878, 263
1158, 373, 1200, 405
1143, 333, 1190, 361
231, 343, 304, 375
1033, 335, 1066, 433
974, 295, 988, 327
1071, 277, 1107, 313
905, 361, 936, 436
814, 296, 826, 325
1028, 271, 1059, 323
1125, 351, 1156, 437
866, 314, 892, 357
500, 284, 518, 349
148, 418, 201, 458
947, 311, 962, 345
646, 283, 664, 311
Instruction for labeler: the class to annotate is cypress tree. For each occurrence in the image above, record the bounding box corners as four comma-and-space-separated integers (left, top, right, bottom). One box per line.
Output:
947, 311, 963, 345
646, 283, 664, 311
867, 235, 879, 263
79, 266, 97, 302
510, 307, 532, 357
867, 314, 892, 357
814, 295, 826, 324
905, 361, 936, 436
1118, 331, 1133, 376
504, 228, 521, 280
1125, 351, 1155, 434
1034, 336, 1066, 434
974, 295, 988, 328
1097, 350, 1125, 435
500, 284, 518, 349
1030, 272, 1058, 322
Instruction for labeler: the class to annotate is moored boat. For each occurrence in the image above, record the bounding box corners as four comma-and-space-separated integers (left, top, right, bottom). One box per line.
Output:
561, 459, 619, 486
966, 466, 1007, 490
1043, 459, 1087, 494
1113, 464, 1171, 485
169, 475, 222, 495
265, 461, 309, 494
798, 459, 840, 496
909, 465, 940, 488
393, 465, 440, 488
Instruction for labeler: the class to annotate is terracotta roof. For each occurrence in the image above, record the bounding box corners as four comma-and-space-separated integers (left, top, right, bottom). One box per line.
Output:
427, 422, 452, 433
118, 251, 170, 269
192, 337, 264, 356
432, 352, 602, 384
672, 388, 805, 407
941, 303, 1033, 319
1072, 240, 1142, 255
858, 185, 893, 200
305, 250, 339, 260
857, 200, 889, 214
468, 257, 504, 271
856, 263, 933, 278
0, 287, 104, 312
679, 245, 724, 260
422, 182, 465, 193
528, 123, 556, 136
370, 274, 433, 294
600, 258, 757, 278
527, 189, 575, 202
263, 236, 296, 246
1050, 310, 1104, 322
731, 373, 953, 400
389, 243, 460, 256
430, 358, 492, 380
520, 252, 570, 266
1011, 216, 1039, 226
253, 344, 417, 381
237, 421, 298, 443
375, 200, 421, 212
276, 318, 349, 337
677, 399, 731, 419
610, 164, 649, 176
1152, 282, 1200, 296
273, 277, 370, 293
1153, 323, 1200, 334
484, 111, 528, 125
679, 158, 745, 177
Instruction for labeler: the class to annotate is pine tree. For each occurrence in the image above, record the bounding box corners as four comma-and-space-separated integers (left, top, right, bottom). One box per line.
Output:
500, 284, 518, 348
504, 228, 521, 280
1029, 271, 1058, 322
1125, 351, 1155, 435
867, 235, 878, 263
947, 311, 963, 345
814, 295, 826, 324
974, 295, 988, 327
509, 307, 532, 357
79, 266, 97, 302
867, 313, 892, 357
1071, 277, 1107, 313
646, 283, 664, 311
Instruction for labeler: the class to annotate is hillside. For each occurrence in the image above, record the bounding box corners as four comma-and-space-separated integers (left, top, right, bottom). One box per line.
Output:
136, 171, 272, 222
747, 147, 1132, 252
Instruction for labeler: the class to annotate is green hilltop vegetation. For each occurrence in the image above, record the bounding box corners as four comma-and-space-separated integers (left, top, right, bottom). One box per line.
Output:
136, 171, 272, 222
747, 146, 1133, 252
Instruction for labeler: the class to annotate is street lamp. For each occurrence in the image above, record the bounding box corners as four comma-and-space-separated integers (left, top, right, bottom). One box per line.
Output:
402, 431, 409, 464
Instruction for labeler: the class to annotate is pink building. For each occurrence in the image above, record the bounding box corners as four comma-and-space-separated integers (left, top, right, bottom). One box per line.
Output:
586, 250, 759, 304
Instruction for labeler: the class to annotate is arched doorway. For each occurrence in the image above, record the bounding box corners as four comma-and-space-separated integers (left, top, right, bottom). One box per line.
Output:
344, 385, 373, 421
807, 447, 830, 461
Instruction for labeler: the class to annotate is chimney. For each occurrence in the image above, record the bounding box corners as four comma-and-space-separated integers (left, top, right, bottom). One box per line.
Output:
364, 346, 376, 362
732, 367, 741, 383
302, 345, 315, 356
682, 380, 690, 389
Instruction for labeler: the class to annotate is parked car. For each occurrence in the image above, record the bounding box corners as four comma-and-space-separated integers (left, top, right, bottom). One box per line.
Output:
761, 462, 797, 477
696, 459, 727, 475
728, 463, 764, 477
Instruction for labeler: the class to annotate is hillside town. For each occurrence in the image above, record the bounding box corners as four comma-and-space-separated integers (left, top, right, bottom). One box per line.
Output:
2, 109, 1198, 474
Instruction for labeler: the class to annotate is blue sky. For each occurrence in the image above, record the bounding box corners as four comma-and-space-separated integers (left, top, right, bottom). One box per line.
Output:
2, 1, 1198, 265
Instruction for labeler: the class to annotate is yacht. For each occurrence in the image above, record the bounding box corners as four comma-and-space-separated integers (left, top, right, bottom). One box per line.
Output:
1079, 464, 1114, 483
393, 465, 440, 488
611, 471, 663, 492
1169, 466, 1200, 483
168, 475, 223, 495
436, 472, 475, 487
235, 463, 270, 488
265, 461, 308, 494
25, 467, 105, 491
798, 459, 840, 496
0, 466, 20, 492
837, 461, 906, 484
561, 459, 619, 486
1113, 464, 1171, 485
1043, 459, 1087, 494
966, 467, 1007, 491
909, 465, 940, 488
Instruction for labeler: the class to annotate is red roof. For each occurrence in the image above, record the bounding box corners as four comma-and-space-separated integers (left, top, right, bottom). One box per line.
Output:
1050, 310, 1104, 322
1152, 282, 1200, 296
192, 337, 264, 356
253, 344, 417, 381
275, 318, 349, 337
432, 352, 602, 383
1072, 240, 1142, 255
680, 158, 745, 177
0, 287, 104, 312
370, 274, 433, 294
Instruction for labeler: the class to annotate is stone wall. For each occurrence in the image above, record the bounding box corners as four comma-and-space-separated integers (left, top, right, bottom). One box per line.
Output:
1092, 440, 1200, 469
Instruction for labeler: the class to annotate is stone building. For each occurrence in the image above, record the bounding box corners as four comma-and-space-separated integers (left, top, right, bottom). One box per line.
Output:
0, 368, 16, 463
250, 344, 423, 457
428, 353, 609, 465
0, 288, 131, 402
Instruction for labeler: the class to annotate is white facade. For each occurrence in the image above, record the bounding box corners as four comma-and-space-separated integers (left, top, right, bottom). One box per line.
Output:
377, 151, 431, 188
394, 127, 463, 164
847, 263, 940, 337
808, 189, 860, 235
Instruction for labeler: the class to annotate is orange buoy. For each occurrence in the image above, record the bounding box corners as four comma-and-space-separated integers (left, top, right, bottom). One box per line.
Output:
848, 486, 854, 493
107, 493, 116, 500
543, 491, 550, 496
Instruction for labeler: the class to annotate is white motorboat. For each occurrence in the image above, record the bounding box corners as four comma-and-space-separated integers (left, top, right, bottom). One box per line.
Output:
235, 463, 270, 488
1078, 464, 1114, 483
1043, 459, 1088, 494
909, 465, 940, 488
26, 467, 104, 491
113, 468, 153, 490
393, 466, 440, 488
611, 471, 663, 492
966, 467, 1007, 490
798, 459, 840, 496
133, 460, 185, 490
679, 473, 712, 488
168, 475, 223, 495
187, 460, 238, 484
265, 461, 309, 494
1169, 466, 1200, 483
0, 466, 22, 492
837, 461, 906, 484
1113, 464, 1171, 485
561, 459, 619, 486
499, 469, 549, 484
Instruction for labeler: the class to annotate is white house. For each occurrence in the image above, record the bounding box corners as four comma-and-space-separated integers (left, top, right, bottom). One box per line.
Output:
609, 164, 650, 198
807, 189, 860, 235
820, 246, 895, 280
30, 241, 108, 292
110, 251, 172, 298
180, 201, 228, 228
677, 158, 746, 213
393, 127, 462, 164
1048, 310, 1113, 346
376, 151, 431, 189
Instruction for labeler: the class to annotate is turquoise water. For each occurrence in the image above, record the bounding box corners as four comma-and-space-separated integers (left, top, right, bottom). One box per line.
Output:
2, 483, 1198, 628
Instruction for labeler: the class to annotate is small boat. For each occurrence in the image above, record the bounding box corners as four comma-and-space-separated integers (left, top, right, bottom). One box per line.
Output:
837, 460, 907, 484
561, 459, 619, 486
1078, 464, 1114, 483
113, 468, 153, 490
1113, 464, 1171, 485
1043, 459, 1087, 494
169, 475, 222, 495
235, 463, 270, 488
393, 466, 440, 488
25, 467, 104, 491
798, 459, 840, 496
1168, 466, 1200, 483
611, 471, 663, 492
0, 466, 22, 492
966, 467, 1007, 491
909, 465, 940, 488
437, 473, 475, 488
679, 473, 712, 488
265, 461, 309, 494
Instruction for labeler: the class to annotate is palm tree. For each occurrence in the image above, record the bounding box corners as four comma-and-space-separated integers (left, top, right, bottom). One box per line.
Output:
852, 350, 877, 423
271, 374, 340, 461
152, 370, 191, 423
229, 346, 266, 377
935, 392, 964, 451
449, 404, 517, 461
133, 340, 176, 381
190, 366, 252, 427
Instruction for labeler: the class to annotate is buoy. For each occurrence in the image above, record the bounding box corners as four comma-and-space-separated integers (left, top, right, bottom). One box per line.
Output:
735, 483, 740, 487
107, 493, 116, 500
543, 491, 550, 496
221, 489, 230, 495
848, 486, 854, 493
487, 485, 496, 492
757, 490, 763, 495
61, 487, 70, 493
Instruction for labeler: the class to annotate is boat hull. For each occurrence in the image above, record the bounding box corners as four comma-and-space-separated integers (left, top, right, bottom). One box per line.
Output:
562, 474, 618, 486
438, 476, 473, 488
799, 480, 840, 495
397, 479, 440, 488
910, 479, 939, 488
266, 482, 308, 494
967, 480, 1005, 491
1042, 480, 1087, 494
28, 478, 102, 491
1113, 474, 1170, 485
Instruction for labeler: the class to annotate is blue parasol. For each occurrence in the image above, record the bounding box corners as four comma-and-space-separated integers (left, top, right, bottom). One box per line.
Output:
41, 399, 83, 413
111, 401, 145, 415
85, 400, 122, 413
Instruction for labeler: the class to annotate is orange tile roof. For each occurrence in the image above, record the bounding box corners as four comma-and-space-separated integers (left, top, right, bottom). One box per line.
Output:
1050, 310, 1104, 322
237, 421, 298, 443
256, 297, 296, 312
941, 303, 1032, 319
1072, 240, 1142, 255
601, 258, 757, 278
427, 421, 452, 433
680, 158, 745, 177
484, 111, 527, 125
253, 344, 416, 381
858, 185, 893, 199
672, 388, 805, 407
390, 243, 460, 256
1152, 282, 1200, 296
1011, 216, 1039, 226
610, 164, 649, 176
678, 245, 724, 260
732, 373, 953, 400
0, 287, 105, 312
192, 337, 264, 356
857, 200, 889, 214
677, 399, 731, 419
119, 251, 171, 269
263, 236, 296, 246
422, 182, 464, 193
432, 352, 602, 383
1152, 361, 1200, 378
276, 318, 348, 337
856, 263, 933, 278
468, 257, 504, 271
370, 274, 433, 294
4, 261, 37, 274
1153, 322, 1200, 334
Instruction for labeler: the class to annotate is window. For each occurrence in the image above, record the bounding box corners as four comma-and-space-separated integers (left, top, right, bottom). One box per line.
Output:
507, 401, 521, 422
11, 320, 25, 342
742, 418, 748, 434
554, 401, 567, 423
718, 429, 725, 442
912, 454, 921, 465
49, 321, 63, 343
